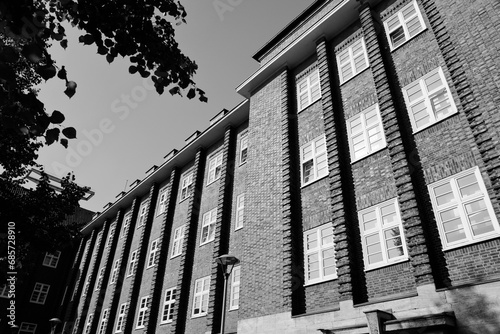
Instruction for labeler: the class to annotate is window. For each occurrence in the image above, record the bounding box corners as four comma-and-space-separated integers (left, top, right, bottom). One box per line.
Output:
19, 323, 37, 334
136, 296, 149, 328
180, 172, 194, 201
115, 303, 128, 333
301, 135, 328, 186
347, 104, 386, 161
230, 266, 240, 310
110, 260, 120, 284
98, 309, 109, 334
171, 225, 185, 258
239, 131, 248, 165
359, 198, 408, 270
429, 167, 500, 249
235, 194, 245, 230
207, 152, 223, 184
96, 267, 105, 291
384, 0, 426, 50
121, 215, 131, 239
42, 251, 61, 268
84, 314, 93, 334
157, 188, 168, 215
0, 284, 9, 298
192, 276, 210, 317
201, 208, 217, 245
304, 224, 336, 284
337, 37, 369, 83
160, 287, 176, 324
127, 250, 138, 277
147, 239, 160, 268
403, 67, 457, 132
297, 68, 321, 111
82, 278, 90, 297
137, 202, 149, 227
107, 224, 116, 248
30, 282, 50, 304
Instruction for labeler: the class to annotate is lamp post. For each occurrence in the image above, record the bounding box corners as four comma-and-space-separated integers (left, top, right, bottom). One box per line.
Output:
49, 318, 61, 334
215, 254, 239, 334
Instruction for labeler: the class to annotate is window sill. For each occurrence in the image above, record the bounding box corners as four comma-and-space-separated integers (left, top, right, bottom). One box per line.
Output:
442, 234, 500, 252
170, 253, 181, 259
159, 320, 173, 325
298, 98, 322, 114
239, 160, 247, 167
206, 178, 220, 187
200, 240, 214, 247
411, 110, 458, 135
339, 66, 370, 86
179, 196, 191, 204
350, 146, 387, 165
388, 28, 428, 52
229, 307, 239, 312
301, 174, 329, 189
191, 314, 207, 319
235, 226, 243, 232
364, 258, 409, 272
304, 276, 337, 287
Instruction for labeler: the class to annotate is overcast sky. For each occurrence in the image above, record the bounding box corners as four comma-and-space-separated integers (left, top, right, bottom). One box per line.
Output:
36, 0, 316, 212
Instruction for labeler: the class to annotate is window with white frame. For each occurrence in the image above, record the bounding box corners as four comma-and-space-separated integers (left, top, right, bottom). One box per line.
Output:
0, 284, 9, 298
239, 131, 248, 165
157, 188, 168, 215
297, 68, 321, 111
337, 37, 369, 83
147, 239, 160, 268
304, 224, 336, 284
30, 282, 50, 304
160, 287, 176, 324
19, 323, 37, 334
171, 225, 185, 258
347, 104, 386, 162
200, 208, 217, 245
192, 276, 210, 317
137, 202, 149, 227
235, 194, 245, 230
384, 0, 426, 50
98, 308, 109, 334
96, 267, 105, 291
359, 198, 408, 270
42, 251, 61, 268
180, 172, 194, 201
82, 278, 90, 297
127, 250, 138, 277
301, 135, 328, 186
136, 296, 149, 328
107, 224, 116, 248
230, 266, 240, 310
403, 67, 457, 132
207, 152, 223, 185
121, 215, 131, 239
429, 167, 500, 249
84, 314, 93, 334
110, 260, 120, 284
115, 303, 128, 333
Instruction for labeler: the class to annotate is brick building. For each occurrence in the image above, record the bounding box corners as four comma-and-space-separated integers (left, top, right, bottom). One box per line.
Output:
60, 0, 500, 333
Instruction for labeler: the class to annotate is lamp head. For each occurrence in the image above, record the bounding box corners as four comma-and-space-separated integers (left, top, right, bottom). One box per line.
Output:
215, 254, 240, 276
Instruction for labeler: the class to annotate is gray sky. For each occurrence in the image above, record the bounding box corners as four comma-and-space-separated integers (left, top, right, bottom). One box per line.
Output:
36, 0, 316, 212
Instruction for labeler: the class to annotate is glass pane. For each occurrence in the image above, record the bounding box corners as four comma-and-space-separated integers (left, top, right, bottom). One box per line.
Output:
384, 227, 401, 241
431, 90, 452, 119
401, 3, 417, 19
354, 54, 367, 73
388, 246, 405, 258
406, 16, 423, 38
457, 174, 481, 198
411, 101, 430, 128
381, 202, 396, 224
464, 199, 486, 215
362, 210, 377, 231
406, 82, 423, 103
471, 221, 494, 236
303, 160, 314, 183
368, 252, 383, 264
390, 26, 406, 48
434, 183, 455, 206
386, 15, 401, 31
445, 230, 466, 243
349, 117, 363, 134
424, 72, 443, 92
321, 227, 333, 245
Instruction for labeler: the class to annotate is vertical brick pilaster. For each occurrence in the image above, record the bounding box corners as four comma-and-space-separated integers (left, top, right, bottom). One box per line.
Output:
358, 3, 434, 286
171, 148, 206, 334
123, 183, 159, 333
208, 126, 236, 333
146, 168, 180, 333
59, 237, 85, 322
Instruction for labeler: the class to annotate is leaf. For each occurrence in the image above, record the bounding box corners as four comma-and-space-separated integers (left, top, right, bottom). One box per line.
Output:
104, 39, 114, 47
57, 66, 67, 80
60, 138, 69, 148
80, 34, 95, 45
64, 81, 77, 98
60, 39, 68, 49
169, 86, 180, 96
36, 64, 57, 81
97, 46, 108, 55
62, 127, 77, 139
50, 110, 65, 124
106, 54, 115, 64
129, 66, 138, 74
46, 128, 60, 145
22, 44, 43, 63
187, 88, 195, 99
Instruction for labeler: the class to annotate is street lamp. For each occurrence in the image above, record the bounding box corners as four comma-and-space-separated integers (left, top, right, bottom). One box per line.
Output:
49, 318, 61, 334
215, 254, 240, 334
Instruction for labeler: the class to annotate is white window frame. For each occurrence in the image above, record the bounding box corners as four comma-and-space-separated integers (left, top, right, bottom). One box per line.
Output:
239, 131, 248, 165
207, 152, 223, 185
121, 215, 131, 239
337, 37, 370, 84
304, 223, 337, 285
115, 303, 128, 333
359, 198, 409, 270
19, 323, 37, 334
84, 313, 93, 334
127, 250, 138, 277
96, 267, 105, 291
192, 276, 210, 317
147, 239, 160, 268
98, 308, 109, 334
160, 287, 176, 324
229, 266, 240, 310
429, 167, 500, 250
235, 194, 245, 230
180, 172, 194, 202
347, 104, 386, 162
136, 296, 149, 329
157, 187, 169, 216
110, 260, 120, 285
171, 225, 185, 258
200, 208, 217, 245
30, 282, 50, 304
300, 135, 329, 186
137, 202, 149, 227
403, 67, 457, 133
106, 224, 116, 248
42, 250, 61, 268
297, 68, 322, 111
384, 0, 427, 50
